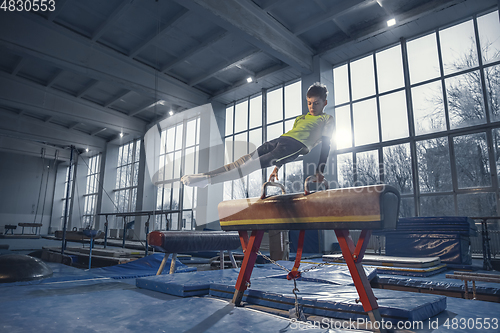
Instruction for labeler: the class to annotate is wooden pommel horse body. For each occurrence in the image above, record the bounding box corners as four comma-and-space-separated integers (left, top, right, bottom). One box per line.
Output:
218, 181, 400, 328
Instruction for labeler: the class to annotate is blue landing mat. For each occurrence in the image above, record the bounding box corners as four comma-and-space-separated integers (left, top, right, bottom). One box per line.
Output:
266, 261, 377, 285
210, 279, 446, 323
137, 262, 445, 323
136, 263, 377, 297
136, 267, 275, 297
91, 253, 196, 279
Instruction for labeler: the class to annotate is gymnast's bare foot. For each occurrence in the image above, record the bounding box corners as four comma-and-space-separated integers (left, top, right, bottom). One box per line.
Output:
181, 174, 210, 188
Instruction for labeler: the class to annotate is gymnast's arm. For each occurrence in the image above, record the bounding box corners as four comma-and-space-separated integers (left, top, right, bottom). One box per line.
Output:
315, 136, 331, 182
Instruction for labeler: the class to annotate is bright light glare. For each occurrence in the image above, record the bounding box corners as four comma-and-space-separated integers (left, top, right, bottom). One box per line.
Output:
119, 132, 124, 138
246, 77, 253, 83
169, 110, 174, 116
334, 128, 353, 150
387, 18, 396, 27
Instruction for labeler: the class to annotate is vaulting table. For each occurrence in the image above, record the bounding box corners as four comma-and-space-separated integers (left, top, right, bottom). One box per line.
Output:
218, 179, 400, 328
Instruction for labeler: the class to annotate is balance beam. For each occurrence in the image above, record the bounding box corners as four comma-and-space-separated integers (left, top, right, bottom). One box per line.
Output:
446, 271, 500, 299
147, 230, 241, 274
18, 223, 43, 235
218, 182, 400, 331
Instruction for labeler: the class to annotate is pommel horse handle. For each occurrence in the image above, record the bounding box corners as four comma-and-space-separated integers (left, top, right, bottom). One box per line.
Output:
304, 175, 329, 195
260, 181, 285, 199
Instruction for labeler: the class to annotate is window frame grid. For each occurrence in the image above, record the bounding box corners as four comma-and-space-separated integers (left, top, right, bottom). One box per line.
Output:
224, 80, 304, 200
155, 116, 200, 231
82, 154, 101, 228
331, 9, 500, 216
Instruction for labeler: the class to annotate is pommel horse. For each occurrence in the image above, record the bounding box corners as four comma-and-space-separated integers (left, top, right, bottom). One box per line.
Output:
218, 178, 400, 329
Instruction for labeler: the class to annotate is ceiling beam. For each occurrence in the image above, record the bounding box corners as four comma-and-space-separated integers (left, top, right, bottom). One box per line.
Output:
188, 49, 259, 86
213, 75, 232, 85
0, 11, 209, 110
0, 73, 146, 137
47, 0, 70, 22
129, 9, 190, 58
129, 100, 162, 117
91, 0, 134, 41
0, 110, 106, 152
76, 79, 99, 99
90, 128, 108, 136
104, 90, 130, 108
0, 134, 72, 161
261, 0, 288, 11
161, 31, 229, 73
212, 62, 290, 98
292, 0, 368, 36
174, 0, 313, 74
318, 0, 468, 56
11, 57, 26, 75
68, 122, 82, 130
46, 69, 65, 88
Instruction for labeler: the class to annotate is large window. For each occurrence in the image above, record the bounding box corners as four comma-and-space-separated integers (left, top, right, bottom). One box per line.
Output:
155, 117, 200, 231
333, 9, 500, 217
115, 140, 141, 221
82, 154, 101, 228
224, 80, 304, 199
60, 164, 74, 228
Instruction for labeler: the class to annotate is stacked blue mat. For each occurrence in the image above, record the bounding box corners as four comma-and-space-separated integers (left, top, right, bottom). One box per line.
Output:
136, 262, 446, 323
376, 216, 478, 267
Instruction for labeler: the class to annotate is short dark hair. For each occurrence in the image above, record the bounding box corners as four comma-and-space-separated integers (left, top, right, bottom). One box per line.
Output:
307, 82, 328, 101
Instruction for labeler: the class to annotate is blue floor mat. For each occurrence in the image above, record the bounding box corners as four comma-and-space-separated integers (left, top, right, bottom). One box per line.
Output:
210, 279, 446, 323
265, 261, 377, 285
136, 267, 275, 297
137, 261, 445, 323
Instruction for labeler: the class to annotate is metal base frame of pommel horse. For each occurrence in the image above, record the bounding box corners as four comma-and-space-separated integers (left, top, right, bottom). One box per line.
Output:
219, 179, 400, 333
232, 229, 383, 325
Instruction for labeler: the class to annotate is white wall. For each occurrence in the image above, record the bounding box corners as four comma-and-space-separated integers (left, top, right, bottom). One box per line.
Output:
0, 151, 58, 235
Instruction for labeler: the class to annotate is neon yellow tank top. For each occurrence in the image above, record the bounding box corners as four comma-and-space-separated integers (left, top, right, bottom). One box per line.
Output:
281, 113, 334, 151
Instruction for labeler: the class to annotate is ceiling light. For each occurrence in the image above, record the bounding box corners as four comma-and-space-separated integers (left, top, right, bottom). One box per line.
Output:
169, 110, 174, 116
246, 77, 253, 83
119, 132, 124, 138
387, 18, 396, 27
85, 148, 89, 152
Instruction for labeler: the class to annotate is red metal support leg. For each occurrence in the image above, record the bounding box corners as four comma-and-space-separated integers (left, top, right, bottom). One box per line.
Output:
287, 230, 305, 280
238, 230, 249, 252
232, 230, 264, 305
335, 229, 385, 333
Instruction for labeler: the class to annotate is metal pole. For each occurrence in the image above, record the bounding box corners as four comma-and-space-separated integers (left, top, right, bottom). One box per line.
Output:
104, 216, 108, 249
61, 146, 74, 255
88, 237, 93, 270
122, 217, 126, 248
145, 215, 150, 256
